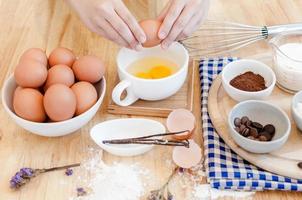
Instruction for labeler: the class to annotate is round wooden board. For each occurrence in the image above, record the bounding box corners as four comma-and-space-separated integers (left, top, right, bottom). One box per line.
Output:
208, 75, 302, 179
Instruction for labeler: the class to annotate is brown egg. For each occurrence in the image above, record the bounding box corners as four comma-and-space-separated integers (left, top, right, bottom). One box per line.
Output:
48, 47, 76, 67
13, 87, 46, 122
71, 81, 97, 115
44, 64, 75, 90
43, 84, 76, 122
19, 48, 48, 66
72, 55, 105, 83
139, 19, 162, 47
14, 59, 48, 88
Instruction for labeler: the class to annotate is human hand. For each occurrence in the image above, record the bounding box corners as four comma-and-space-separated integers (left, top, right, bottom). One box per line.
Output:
66, 0, 146, 50
157, 0, 210, 49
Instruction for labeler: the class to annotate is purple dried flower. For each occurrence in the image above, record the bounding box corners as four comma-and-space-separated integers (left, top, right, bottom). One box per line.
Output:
9, 163, 80, 190
10, 168, 36, 189
77, 187, 87, 196
65, 168, 73, 176
20, 168, 34, 177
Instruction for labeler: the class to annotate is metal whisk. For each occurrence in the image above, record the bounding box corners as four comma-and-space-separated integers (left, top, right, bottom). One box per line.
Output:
180, 21, 302, 57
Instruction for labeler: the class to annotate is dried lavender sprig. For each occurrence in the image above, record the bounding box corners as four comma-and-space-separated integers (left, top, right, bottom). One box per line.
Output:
10, 163, 80, 189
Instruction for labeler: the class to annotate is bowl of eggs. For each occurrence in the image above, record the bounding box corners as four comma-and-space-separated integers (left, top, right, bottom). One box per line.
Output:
2, 47, 106, 137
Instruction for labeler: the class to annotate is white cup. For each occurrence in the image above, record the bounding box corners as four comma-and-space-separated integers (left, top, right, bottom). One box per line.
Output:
112, 42, 189, 107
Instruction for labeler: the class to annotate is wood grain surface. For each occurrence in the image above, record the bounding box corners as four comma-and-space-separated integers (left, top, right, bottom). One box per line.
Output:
0, 0, 302, 199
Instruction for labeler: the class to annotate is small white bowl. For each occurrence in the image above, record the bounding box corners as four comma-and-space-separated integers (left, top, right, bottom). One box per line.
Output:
1, 75, 106, 137
90, 118, 165, 157
292, 90, 302, 131
228, 100, 291, 153
222, 59, 276, 102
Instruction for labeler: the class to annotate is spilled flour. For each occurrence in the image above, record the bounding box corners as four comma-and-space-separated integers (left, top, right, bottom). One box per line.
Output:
70, 149, 150, 200
192, 184, 255, 200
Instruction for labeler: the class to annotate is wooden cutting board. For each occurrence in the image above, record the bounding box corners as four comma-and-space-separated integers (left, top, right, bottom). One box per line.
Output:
208, 74, 302, 179
107, 60, 196, 117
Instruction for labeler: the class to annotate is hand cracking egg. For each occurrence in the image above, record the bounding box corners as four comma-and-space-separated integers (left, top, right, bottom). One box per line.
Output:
139, 19, 162, 48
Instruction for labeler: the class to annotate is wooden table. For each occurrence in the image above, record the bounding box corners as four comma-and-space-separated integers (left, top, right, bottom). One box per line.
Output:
0, 0, 302, 199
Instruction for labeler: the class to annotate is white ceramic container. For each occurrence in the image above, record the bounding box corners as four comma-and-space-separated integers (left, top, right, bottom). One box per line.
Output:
222, 59, 276, 102
112, 42, 189, 106
292, 90, 302, 131
90, 118, 166, 157
228, 100, 291, 153
2, 75, 106, 137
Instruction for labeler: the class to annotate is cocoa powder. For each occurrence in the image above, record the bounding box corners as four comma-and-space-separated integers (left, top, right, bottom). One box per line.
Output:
230, 71, 266, 92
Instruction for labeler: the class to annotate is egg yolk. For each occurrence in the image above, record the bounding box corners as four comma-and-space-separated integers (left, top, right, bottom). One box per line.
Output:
150, 66, 172, 79
135, 72, 152, 79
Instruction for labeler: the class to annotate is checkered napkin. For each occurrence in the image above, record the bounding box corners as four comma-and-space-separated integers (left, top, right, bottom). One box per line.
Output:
200, 57, 302, 191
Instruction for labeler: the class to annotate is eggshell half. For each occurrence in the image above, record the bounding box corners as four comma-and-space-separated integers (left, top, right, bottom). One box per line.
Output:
166, 109, 196, 140
172, 139, 201, 169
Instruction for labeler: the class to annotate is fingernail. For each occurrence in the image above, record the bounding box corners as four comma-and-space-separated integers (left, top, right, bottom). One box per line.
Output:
140, 35, 146, 43
159, 31, 166, 39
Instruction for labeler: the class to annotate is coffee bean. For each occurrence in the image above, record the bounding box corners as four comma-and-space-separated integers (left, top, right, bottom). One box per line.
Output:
234, 118, 242, 127
241, 128, 250, 137
263, 124, 275, 135
241, 116, 250, 125
246, 120, 252, 127
239, 124, 246, 133
259, 131, 272, 141
235, 127, 240, 133
249, 127, 259, 138
251, 122, 263, 130
259, 135, 268, 141
298, 162, 302, 169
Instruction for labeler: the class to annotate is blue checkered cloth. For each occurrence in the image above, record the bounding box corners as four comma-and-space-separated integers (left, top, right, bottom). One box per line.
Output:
200, 57, 302, 191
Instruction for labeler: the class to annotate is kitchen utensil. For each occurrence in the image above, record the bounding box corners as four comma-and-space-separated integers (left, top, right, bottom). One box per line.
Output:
2, 75, 106, 137
181, 21, 302, 56
222, 59, 276, 102
292, 90, 302, 131
228, 100, 291, 153
269, 32, 302, 92
112, 42, 189, 107
90, 118, 166, 157
108, 60, 196, 117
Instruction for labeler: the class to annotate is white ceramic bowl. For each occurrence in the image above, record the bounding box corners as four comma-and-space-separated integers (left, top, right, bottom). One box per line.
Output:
292, 90, 302, 131
222, 59, 276, 102
228, 100, 291, 153
1, 75, 106, 137
90, 118, 165, 157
